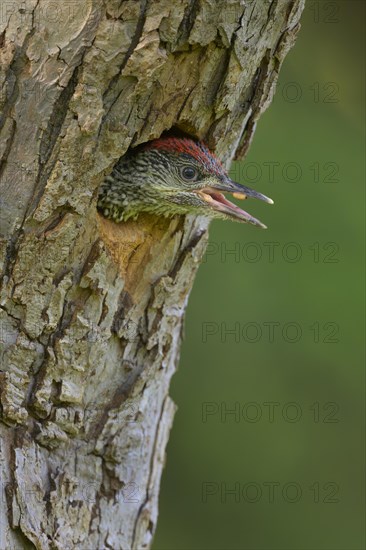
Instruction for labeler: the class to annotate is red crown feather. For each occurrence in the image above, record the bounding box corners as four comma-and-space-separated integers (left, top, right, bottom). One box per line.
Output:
143, 137, 227, 177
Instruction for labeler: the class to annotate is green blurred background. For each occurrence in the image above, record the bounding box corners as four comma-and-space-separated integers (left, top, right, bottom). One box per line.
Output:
154, 2, 365, 549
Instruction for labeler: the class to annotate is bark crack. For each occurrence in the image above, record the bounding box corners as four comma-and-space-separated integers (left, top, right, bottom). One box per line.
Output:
101, 0, 149, 122
131, 395, 169, 549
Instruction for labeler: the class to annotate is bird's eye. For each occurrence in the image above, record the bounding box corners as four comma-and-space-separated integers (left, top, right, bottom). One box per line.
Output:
181, 166, 197, 181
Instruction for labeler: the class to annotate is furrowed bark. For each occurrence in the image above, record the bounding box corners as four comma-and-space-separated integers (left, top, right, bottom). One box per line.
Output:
0, 1, 304, 548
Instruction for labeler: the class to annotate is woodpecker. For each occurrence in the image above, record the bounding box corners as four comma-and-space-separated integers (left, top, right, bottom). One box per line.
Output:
97, 137, 273, 229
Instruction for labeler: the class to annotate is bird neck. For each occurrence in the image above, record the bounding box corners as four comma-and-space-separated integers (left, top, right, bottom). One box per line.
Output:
97, 154, 187, 222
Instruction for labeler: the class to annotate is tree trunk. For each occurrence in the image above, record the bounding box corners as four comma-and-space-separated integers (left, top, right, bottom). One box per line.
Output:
0, 1, 304, 548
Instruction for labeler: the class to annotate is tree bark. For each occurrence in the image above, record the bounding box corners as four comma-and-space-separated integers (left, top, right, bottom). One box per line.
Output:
0, 1, 304, 548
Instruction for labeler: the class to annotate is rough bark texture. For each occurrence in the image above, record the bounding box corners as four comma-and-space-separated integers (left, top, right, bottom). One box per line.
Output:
0, 1, 304, 548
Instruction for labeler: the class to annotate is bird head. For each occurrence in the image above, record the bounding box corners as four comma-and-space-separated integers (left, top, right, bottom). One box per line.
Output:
98, 136, 273, 228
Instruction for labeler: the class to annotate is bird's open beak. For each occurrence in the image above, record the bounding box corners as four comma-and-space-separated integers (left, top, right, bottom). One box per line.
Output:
196, 178, 273, 228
